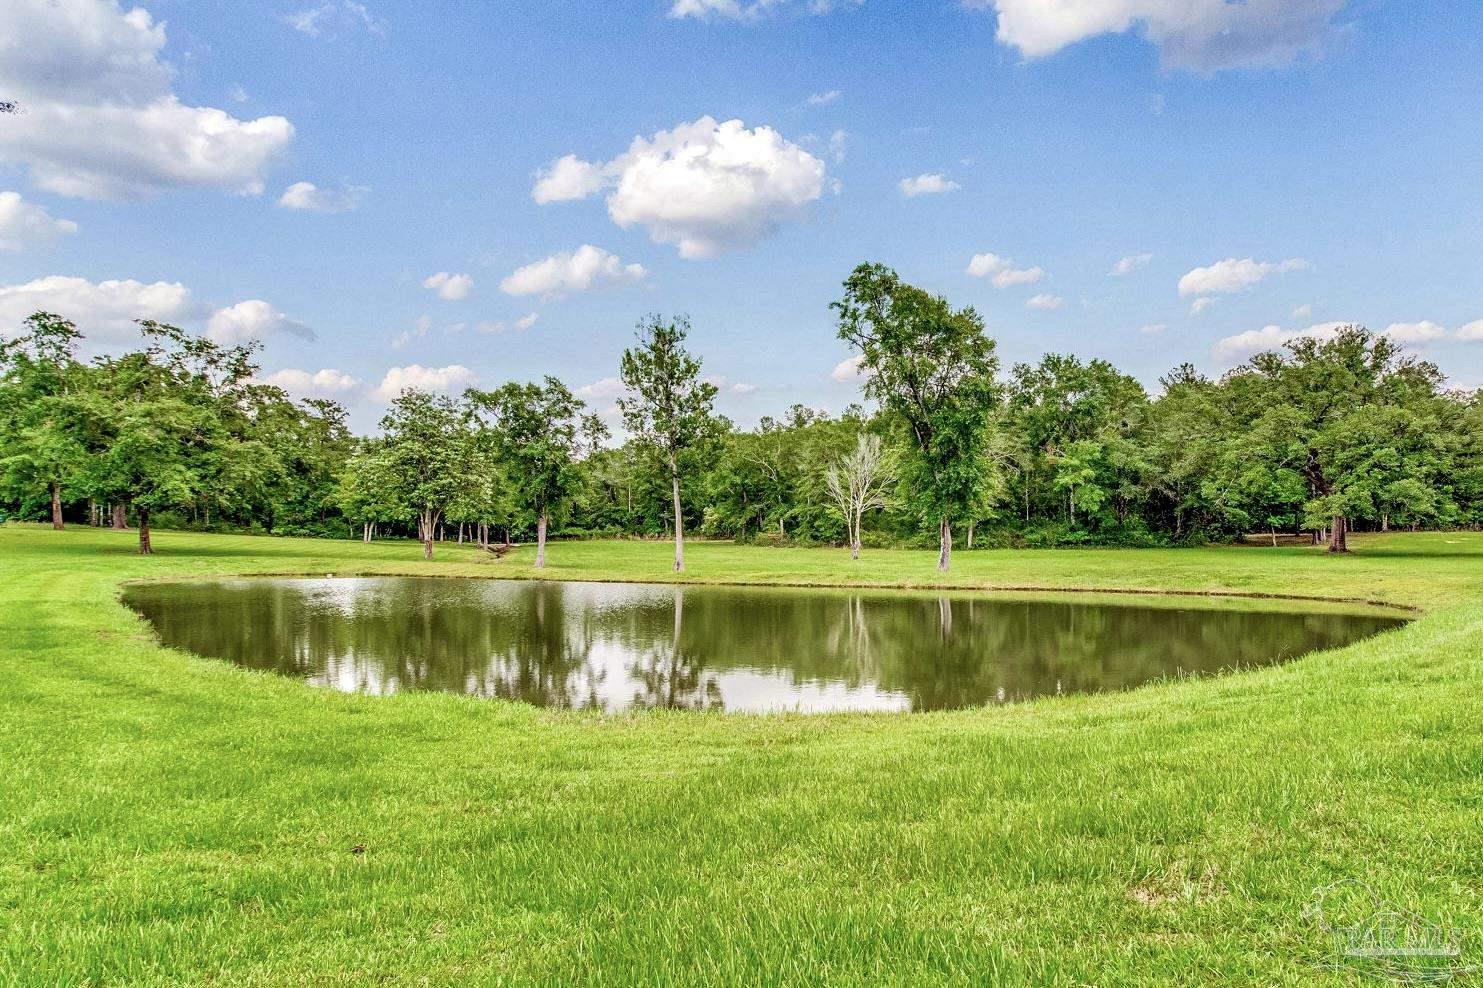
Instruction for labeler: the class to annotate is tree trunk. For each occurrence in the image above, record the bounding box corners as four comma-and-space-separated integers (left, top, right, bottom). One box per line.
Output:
112, 503, 127, 530
670, 464, 685, 573
937, 517, 952, 572
458, 523, 465, 545
535, 511, 548, 569
850, 513, 861, 560
138, 507, 152, 555
1328, 514, 1349, 554
1381, 513, 1390, 532
50, 482, 63, 530
421, 511, 435, 560
1270, 526, 1277, 547
966, 520, 975, 550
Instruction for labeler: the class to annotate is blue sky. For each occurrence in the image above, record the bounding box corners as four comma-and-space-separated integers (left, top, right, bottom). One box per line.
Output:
2, 0, 1481, 430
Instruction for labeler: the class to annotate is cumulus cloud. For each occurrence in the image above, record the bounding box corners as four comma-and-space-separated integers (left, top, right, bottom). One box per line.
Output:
277, 181, 367, 213
1178, 257, 1309, 297
423, 272, 474, 301
899, 173, 960, 198
499, 245, 647, 299
530, 116, 827, 258
1190, 297, 1217, 315
0, 0, 294, 200
375, 364, 476, 402
1213, 321, 1347, 362
0, 275, 199, 341
705, 375, 758, 395
966, 252, 1046, 288
968, 0, 1350, 72
260, 367, 359, 397
205, 300, 313, 346
1458, 320, 1483, 343
830, 355, 867, 382
0, 191, 78, 250
532, 155, 607, 204
1381, 321, 1448, 344
1026, 293, 1063, 311
1110, 252, 1153, 276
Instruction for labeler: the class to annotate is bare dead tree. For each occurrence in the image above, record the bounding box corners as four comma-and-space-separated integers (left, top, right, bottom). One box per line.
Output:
823, 434, 894, 560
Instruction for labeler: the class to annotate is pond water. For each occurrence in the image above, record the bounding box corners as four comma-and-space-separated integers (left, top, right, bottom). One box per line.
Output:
122, 577, 1405, 713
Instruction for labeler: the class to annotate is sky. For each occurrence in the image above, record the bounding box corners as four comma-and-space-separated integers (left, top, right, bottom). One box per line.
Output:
2, 0, 1481, 431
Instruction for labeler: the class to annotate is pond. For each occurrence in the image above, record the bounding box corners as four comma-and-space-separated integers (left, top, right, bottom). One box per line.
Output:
122, 577, 1406, 714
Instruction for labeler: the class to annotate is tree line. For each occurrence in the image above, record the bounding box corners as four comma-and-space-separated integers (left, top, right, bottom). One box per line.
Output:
4, 264, 1480, 567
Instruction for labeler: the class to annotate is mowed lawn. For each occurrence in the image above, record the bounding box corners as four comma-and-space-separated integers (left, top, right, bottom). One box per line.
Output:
1, 525, 1480, 985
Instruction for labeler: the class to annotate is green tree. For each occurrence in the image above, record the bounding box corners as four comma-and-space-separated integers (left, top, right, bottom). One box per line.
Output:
77, 321, 253, 554
0, 313, 89, 529
377, 390, 474, 560
467, 377, 602, 568
619, 315, 721, 572
831, 262, 1001, 570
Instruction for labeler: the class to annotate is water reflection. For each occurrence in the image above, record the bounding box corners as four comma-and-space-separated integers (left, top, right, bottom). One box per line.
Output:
123, 578, 1405, 713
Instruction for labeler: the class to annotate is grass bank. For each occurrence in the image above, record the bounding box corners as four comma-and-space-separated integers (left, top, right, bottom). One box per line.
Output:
1, 525, 1479, 984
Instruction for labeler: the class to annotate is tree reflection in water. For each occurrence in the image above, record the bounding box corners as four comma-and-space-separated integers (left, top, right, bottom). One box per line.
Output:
125, 578, 1405, 713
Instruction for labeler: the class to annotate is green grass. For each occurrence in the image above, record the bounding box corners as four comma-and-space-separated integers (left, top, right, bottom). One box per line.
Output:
1, 525, 1480, 985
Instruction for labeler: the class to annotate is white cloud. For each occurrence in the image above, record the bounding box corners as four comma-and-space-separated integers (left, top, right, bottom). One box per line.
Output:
1190, 297, 1217, 315
1292, 303, 1313, 320
1110, 252, 1153, 276
260, 367, 359, 397
475, 312, 539, 334
375, 364, 476, 402
0, 275, 199, 341
422, 272, 474, 301
0, 0, 294, 200
391, 314, 433, 349
966, 252, 1046, 288
531, 116, 827, 258
969, 0, 1349, 72
576, 377, 627, 401
1457, 320, 1483, 343
1382, 320, 1448, 344
807, 90, 842, 105
277, 180, 367, 213
205, 299, 313, 345
899, 173, 960, 198
705, 374, 758, 395
0, 191, 78, 250
1026, 293, 1063, 311
827, 130, 849, 164
286, 1, 384, 37
1213, 321, 1347, 362
669, 0, 861, 19
499, 245, 646, 299
532, 154, 607, 204
830, 355, 866, 382
1178, 257, 1310, 297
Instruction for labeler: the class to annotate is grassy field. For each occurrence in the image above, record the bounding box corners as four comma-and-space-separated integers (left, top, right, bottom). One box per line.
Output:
1, 524, 1479, 985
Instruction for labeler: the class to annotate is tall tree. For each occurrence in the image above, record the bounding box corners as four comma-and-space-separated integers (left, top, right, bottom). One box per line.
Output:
377, 390, 473, 560
619, 315, 721, 572
467, 377, 601, 568
0, 313, 88, 529
78, 321, 253, 554
823, 433, 894, 560
832, 263, 1001, 571
1234, 326, 1448, 553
